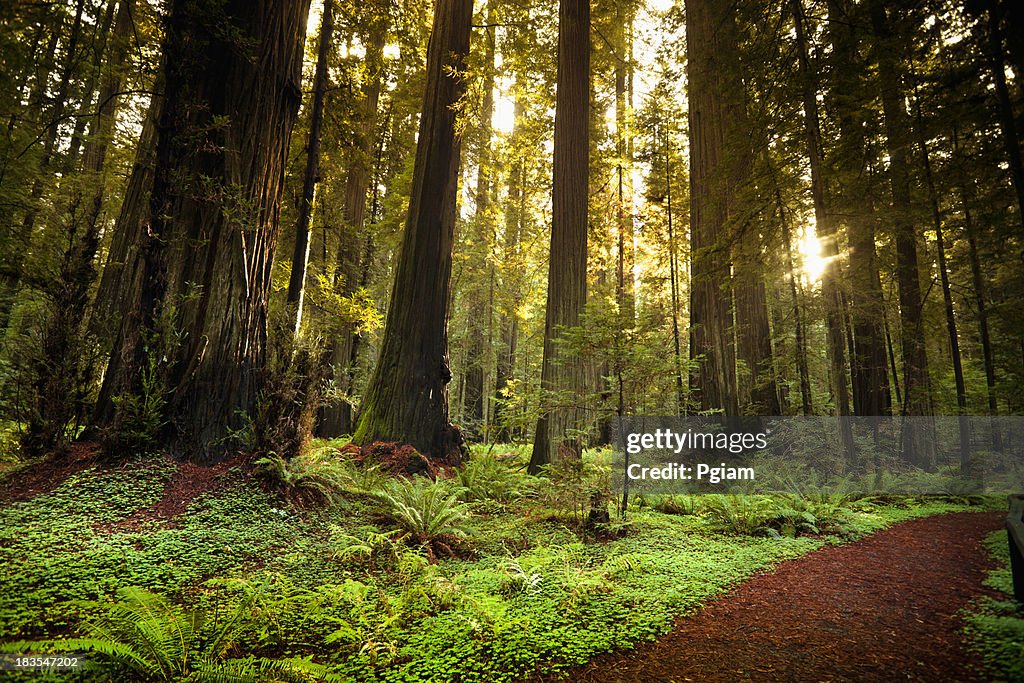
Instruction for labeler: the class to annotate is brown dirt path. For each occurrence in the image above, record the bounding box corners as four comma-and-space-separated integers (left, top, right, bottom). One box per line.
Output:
541, 511, 1004, 683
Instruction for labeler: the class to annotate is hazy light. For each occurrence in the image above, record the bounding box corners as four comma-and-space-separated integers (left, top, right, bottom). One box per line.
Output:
493, 93, 516, 134
798, 229, 828, 283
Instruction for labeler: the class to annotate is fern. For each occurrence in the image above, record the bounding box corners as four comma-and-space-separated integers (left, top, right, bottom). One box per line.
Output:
1, 587, 338, 682
373, 477, 472, 555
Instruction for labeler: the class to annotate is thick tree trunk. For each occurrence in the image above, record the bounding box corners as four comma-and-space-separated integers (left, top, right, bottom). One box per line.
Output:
685, 0, 740, 415
529, 0, 590, 472
286, 0, 334, 331
352, 0, 473, 461
871, 3, 934, 468
96, 0, 312, 462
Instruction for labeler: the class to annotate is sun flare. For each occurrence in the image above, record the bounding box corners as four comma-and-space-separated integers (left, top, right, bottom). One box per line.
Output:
797, 230, 828, 283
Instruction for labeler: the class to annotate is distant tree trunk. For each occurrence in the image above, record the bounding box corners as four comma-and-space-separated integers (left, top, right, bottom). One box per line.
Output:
286, 0, 334, 332
685, 0, 739, 415
912, 77, 970, 471
871, 2, 934, 468
0, 0, 85, 329
352, 0, 473, 461
827, 0, 891, 418
96, 0, 312, 462
954, 123, 1002, 448
664, 128, 685, 415
978, 0, 1024, 244
529, 0, 590, 472
492, 99, 525, 442
23, 0, 136, 456
65, 0, 118, 170
318, 26, 387, 438
773, 178, 812, 416
462, 2, 497, 438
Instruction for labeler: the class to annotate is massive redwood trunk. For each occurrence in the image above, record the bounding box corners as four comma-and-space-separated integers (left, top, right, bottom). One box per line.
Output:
529, 0, 590, 472
96, 0, 311, 462
352, 0, 473, 461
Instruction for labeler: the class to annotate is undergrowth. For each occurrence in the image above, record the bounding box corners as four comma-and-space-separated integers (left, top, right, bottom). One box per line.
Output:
962, 530, 1024, 682
0, 441, 992, 682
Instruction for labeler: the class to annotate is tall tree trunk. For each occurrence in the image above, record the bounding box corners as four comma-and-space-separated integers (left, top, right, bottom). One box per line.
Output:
773, 179, 812, 416
96, 0, 312, 462
871, 2, 934, 468
827, 0, 891, 417
462, 1, 497, 438
352, 0, 473, 461
685, 0, 740, 415
493, 97, 525, 442
286, 0, 334, 331
664, 127, 685, 415
529, 0, 590, 472
954, 123, 1002, 449
912, 77, 971, 471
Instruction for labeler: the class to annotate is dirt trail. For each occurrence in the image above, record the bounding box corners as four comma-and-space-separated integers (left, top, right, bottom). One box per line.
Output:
542, 511, 1004, 682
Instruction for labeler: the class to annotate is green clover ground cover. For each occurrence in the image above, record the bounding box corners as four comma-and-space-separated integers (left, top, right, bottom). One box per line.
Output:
0, 447, 990, 682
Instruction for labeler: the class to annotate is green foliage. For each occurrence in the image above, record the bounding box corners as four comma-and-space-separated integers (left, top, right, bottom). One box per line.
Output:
456, 453, 531, 503
534, 456, 613, 527
1, 586, 336, 682
701, 495, 776, 535
373, 477, 473, 554
963, 531, 1024, 682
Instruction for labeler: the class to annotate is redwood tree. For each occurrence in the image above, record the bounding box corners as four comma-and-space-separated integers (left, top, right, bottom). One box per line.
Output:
529, 0, 590, 472
96, 0, 312, 462
351, 0, 474, 461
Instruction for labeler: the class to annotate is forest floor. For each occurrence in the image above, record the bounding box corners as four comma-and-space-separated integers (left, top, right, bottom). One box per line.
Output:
0, 444, 1017, 682
543, 511, 1004, 683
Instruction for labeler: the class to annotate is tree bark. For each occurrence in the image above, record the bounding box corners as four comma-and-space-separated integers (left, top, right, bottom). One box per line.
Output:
352, 0, 473, 461
529, 0, 590, 472
685, 0, 740, 415
286, 0, 334, 331
462, 1, 497, 437
96, 0, 312, 462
